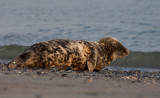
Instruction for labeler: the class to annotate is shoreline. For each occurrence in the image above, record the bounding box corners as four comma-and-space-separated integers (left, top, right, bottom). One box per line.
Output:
0, 63, 160, 98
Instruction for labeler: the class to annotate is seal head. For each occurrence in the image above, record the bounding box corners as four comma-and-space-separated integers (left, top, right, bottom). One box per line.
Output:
90, 37, 129, 71
98, 37, 129, 58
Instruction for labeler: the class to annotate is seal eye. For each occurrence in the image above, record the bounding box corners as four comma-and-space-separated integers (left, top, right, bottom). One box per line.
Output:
113, 43, 117, 47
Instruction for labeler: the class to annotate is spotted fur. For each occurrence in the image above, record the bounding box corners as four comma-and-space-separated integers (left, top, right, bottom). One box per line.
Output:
8, 37, 129, 72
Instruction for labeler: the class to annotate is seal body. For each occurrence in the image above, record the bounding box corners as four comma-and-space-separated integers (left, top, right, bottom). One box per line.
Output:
8, 37, 129, 72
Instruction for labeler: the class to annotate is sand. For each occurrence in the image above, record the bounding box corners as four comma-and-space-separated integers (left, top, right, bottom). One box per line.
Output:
0, 63, 160, 98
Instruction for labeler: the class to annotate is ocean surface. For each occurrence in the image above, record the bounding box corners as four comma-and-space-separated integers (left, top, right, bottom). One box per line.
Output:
0, 0, 160, 71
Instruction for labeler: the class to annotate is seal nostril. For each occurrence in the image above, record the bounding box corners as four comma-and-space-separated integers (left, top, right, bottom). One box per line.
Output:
124, 49, 129, 54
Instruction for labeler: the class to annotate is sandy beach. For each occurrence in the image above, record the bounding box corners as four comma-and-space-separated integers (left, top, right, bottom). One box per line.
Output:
0, 64, 160, 98
0, 0, 160, 98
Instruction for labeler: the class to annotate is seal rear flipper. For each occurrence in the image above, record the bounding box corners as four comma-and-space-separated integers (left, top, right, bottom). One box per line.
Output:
7, 57, 25, 69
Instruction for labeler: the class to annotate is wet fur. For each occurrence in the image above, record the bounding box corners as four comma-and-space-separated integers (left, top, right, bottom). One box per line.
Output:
8, 37, 129, 72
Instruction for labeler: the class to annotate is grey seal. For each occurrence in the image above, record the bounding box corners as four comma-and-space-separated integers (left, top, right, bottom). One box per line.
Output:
8, 37, 129, 72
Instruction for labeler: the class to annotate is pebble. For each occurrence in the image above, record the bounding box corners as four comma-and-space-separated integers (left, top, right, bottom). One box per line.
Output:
61, 74, 67, 77
17, 71, 21, 74
0, 63, 160, 84
36, 71, 45, 75
88, 78, 93, 83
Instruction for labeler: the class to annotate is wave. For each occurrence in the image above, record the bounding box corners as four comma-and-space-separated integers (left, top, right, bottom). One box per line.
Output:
0, 45, 29, 60
0, 45, 160, 69
109, 51, 160, 69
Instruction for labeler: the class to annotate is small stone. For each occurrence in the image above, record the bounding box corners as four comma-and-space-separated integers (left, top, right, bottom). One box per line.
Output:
26, 73, 31, 76
123, 76, 137, 81
35, 94, 42, 98
131, 76, 137, 80
61, 74, 67, 77
65, 67, 72, 71
37, 71, 42, 75
88, 78, 93, 83
51, 67, 58, 72
41, 72, 45, 74
17, 71, 21, 74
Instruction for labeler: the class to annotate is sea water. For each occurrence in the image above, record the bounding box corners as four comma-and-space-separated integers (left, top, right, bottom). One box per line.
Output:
0, 0, 160, 70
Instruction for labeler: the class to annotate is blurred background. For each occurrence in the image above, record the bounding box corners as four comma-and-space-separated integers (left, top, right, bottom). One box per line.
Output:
0, 0, 160, 70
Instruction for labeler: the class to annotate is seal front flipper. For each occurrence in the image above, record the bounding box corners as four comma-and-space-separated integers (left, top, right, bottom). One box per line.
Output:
87, 61, 96, 72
